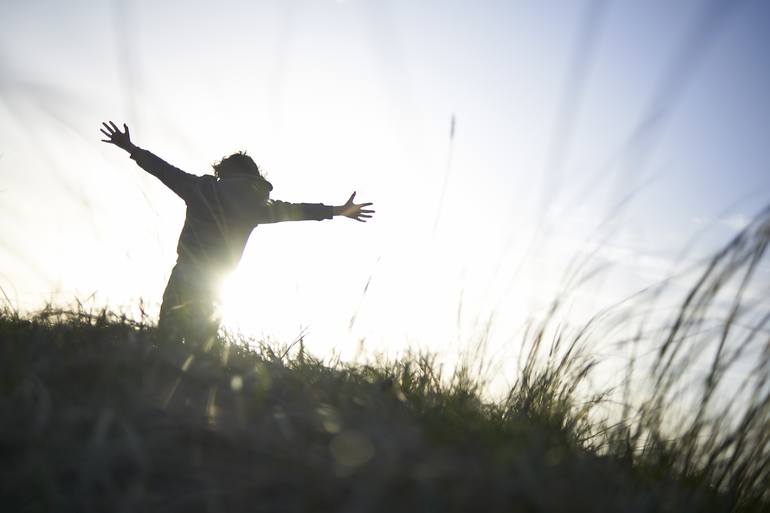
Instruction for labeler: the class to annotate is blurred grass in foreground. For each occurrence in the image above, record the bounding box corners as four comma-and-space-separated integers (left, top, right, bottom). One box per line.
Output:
1, 206, 769, 513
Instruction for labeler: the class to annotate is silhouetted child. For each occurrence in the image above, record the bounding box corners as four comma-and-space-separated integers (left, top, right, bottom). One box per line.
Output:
100, 121, 374, 344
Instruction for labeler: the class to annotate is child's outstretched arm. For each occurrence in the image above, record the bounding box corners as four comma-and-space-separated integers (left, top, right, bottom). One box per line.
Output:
261, 192, 374, 224
100, 120, 198, 201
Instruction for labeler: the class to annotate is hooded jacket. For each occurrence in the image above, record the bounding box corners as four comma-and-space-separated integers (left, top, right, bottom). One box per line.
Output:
130, 147, 333, 276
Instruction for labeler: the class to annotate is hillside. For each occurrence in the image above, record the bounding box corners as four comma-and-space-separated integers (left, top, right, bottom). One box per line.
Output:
0, 304, 765, 513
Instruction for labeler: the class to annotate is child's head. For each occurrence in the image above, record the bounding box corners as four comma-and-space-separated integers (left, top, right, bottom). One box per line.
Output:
213, 151, 273, 191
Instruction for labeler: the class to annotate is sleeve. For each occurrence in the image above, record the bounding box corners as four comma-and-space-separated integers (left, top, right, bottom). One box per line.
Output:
130, 146, 199, 201
257, 200, 334, 224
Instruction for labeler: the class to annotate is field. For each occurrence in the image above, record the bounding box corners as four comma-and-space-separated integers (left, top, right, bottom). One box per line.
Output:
1, 207, 769, 513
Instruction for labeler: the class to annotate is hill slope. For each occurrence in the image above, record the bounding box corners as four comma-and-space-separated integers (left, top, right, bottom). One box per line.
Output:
1, 307, 759, 513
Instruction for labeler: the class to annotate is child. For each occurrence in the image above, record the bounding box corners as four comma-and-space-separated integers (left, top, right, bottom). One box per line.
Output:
100, 121, 374, 344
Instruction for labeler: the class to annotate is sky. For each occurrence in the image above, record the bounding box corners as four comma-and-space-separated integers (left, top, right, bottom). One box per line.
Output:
1, 0, 769, 382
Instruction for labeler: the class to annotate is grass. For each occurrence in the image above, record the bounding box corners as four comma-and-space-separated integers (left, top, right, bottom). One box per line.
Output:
1, 207, 769, 512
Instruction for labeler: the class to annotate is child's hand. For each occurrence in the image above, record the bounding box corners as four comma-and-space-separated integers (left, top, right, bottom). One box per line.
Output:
334, 192, 374, 222
100, 121, 135, 153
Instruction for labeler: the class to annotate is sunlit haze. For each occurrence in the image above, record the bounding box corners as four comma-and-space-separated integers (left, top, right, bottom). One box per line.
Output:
1, 0, 769, 373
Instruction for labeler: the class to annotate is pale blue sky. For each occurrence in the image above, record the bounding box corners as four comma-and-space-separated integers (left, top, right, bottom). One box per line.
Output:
1, 0, 769, 365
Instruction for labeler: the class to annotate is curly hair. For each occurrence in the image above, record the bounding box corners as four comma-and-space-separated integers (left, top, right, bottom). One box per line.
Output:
213, 151, 262, 179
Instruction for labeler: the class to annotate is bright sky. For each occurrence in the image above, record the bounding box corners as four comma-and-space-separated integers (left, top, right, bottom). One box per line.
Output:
1, 0, 769, 376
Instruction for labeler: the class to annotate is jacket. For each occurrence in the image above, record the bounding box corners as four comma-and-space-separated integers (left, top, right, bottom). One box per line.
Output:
130, 147, 334, 275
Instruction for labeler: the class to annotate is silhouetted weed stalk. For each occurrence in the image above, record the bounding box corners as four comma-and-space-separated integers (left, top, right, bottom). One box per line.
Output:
1, 207, 769, 512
